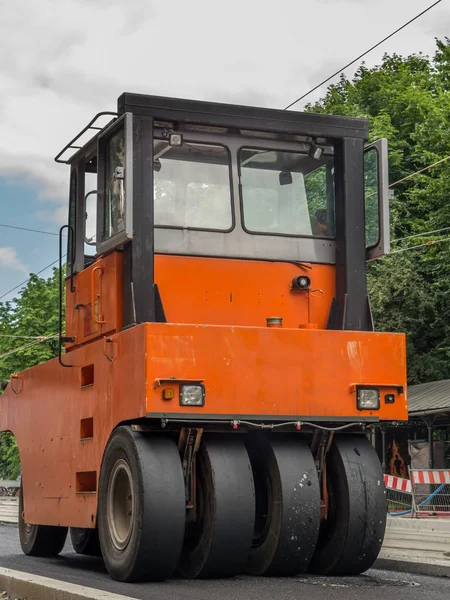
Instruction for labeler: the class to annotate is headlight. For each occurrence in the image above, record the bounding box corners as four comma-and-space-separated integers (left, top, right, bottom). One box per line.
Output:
180, 384, 205, 406
357, 387, 380, 410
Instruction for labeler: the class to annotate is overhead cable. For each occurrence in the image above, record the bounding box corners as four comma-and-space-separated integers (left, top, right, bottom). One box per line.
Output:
284, 0, 444, 110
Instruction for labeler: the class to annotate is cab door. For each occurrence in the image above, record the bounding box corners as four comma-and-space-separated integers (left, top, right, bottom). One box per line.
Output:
65, 114, 133, 349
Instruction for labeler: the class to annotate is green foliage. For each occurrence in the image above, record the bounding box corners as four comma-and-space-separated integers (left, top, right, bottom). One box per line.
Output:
0, 268, 61, 479
0, 433, 20, 479
306, 37, 450, 384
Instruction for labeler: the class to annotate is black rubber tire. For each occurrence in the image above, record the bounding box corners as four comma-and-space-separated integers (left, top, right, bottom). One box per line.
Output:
245, 434, 321, 576
309, 434, 387, 575
177, 435, 255, 579
97, 427, 185, 582
70, 527, 102, 556
19, 485, 68, 557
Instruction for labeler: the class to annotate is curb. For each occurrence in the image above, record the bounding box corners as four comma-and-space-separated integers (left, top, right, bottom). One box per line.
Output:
0, 567, 137, 600
375, 556, 450, 579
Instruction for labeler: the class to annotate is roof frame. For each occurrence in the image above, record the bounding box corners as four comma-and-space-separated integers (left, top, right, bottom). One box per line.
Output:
118, 93, 369, 141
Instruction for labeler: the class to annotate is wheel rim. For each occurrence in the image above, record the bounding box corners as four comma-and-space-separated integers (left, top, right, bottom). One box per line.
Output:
107, 459, 134, 550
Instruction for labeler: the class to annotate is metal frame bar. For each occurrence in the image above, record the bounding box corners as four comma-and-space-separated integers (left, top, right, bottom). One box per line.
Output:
118, 93, 368, 140
123, 116, 156, 325
54, 112, 117, 164
333, 137, 372, 331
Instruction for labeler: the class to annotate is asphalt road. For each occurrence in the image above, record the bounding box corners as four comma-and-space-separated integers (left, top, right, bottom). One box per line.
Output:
1, 525, 450, 600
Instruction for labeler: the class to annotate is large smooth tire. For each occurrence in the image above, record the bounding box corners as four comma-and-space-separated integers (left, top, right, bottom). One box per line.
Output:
245, 434, 320, 576
177, 435, 255, 579
97, 427, 185, 582
19, 486, 68, 557
70, 527, 102, 556
309, 434, 386, 575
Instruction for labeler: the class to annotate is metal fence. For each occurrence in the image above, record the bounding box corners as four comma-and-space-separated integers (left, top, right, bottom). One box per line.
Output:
384, 470, 450, 517
410, 469, 450, 517
384, 475, 413, 515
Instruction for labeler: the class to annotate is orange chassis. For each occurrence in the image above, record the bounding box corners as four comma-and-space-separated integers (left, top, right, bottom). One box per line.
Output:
1, 322, 406, 528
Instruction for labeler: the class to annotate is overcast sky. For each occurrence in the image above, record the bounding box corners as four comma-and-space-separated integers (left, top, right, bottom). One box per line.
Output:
0, 0, 449, 301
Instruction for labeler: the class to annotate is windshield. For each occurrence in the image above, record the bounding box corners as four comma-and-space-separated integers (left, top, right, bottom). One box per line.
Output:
153, 141, 232, 230
239, 148, 335, 237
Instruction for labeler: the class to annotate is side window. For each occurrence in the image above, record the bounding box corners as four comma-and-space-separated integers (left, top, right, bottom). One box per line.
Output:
364, 138, 389, 260
105, 129, 125, 239
364, 147, 380, 247
84, 158, 97, 257
96, 113, 133, 254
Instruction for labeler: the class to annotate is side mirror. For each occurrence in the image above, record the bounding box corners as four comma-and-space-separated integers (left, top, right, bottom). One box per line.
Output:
364, 138, 389, 260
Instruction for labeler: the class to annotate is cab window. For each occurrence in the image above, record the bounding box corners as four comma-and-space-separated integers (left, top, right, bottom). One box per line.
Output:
153, 142, 232, 231
239, 148, 334, 237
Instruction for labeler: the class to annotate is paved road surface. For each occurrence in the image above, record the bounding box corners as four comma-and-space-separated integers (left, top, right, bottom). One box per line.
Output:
1, 525, 449, 600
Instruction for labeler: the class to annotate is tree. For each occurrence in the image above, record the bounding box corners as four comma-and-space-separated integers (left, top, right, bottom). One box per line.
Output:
306, 38, 450, 384
0, 268, 61, 479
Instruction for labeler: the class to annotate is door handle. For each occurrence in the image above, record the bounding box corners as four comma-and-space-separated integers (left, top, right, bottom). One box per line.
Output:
91, 266, 106, 324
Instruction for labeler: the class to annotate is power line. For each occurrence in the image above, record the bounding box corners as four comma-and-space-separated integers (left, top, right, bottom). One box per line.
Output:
392, 226, 450, 244
389, 153, 450, 188
0, 333, 57, 340
390, 236, 450, 254
0, 334, 58, 361
0, 257, 63, 301
284, 0, 444, 110
365, 151, 450, 203
0, 223, 58, 237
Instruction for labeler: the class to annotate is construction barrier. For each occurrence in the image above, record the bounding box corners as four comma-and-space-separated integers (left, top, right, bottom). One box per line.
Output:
410, 469, 450, 517
384, 474, 413, 515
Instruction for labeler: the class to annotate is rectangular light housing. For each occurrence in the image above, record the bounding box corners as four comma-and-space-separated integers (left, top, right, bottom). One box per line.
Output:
357, 387, 380, 410
180, 384, 205, 406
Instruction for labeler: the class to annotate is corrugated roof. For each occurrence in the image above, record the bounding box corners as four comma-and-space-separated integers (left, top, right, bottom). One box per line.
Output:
408, 379, 450, 416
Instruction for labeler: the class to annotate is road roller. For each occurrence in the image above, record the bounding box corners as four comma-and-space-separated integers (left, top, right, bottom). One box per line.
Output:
0, 93, 407, 582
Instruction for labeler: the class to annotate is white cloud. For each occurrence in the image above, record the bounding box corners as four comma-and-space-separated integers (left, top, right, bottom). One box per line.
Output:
0, 247, 29, 274
0, 0, 449, 219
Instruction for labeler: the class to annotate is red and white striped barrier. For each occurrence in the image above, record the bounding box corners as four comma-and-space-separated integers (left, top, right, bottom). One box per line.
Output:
410, 469, 450, 485
384, 474, 412, 494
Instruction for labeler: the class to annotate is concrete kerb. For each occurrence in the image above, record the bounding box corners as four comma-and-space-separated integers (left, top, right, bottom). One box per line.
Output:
375, 515, 450, 578
0, 568, 138, 600
375, 556, 450, 579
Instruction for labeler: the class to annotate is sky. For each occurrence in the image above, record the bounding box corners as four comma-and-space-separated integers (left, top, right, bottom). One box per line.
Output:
0, 0, 449, 301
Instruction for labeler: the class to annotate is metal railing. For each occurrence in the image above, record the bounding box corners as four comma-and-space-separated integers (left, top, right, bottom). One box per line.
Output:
410, 469, 450, 517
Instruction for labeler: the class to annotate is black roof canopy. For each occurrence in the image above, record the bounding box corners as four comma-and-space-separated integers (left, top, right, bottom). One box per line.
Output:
118, 93, 369, 141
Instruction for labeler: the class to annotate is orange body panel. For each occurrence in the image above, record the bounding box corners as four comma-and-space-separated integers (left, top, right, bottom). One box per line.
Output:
154, 255, 335, 328
66, 254, 334, 352
0, 326, 147, 527
0, 321, 406, 528
66, 252, 124, 349
143, 323, 407, 420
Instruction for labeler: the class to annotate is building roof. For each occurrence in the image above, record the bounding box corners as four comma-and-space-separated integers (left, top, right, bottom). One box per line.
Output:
408, 379, 450, 416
